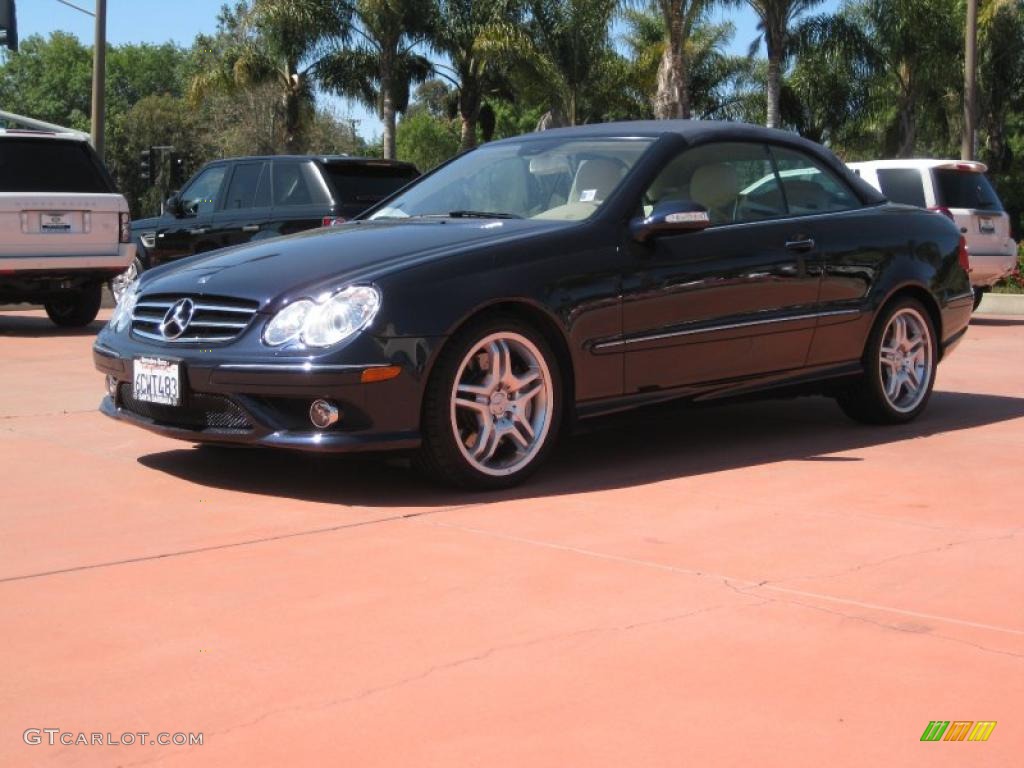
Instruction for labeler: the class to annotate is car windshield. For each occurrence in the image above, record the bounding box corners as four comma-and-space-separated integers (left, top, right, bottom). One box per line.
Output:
369, 137, 655, 222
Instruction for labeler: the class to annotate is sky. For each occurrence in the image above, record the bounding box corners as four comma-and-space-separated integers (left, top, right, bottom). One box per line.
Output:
15, 0, 842, 140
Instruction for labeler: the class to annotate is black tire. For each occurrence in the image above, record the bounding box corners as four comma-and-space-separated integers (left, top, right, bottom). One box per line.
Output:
972, 288, 985, 312
44, 283, 103, 328
836, 297, 938, 425
416, 314, 563, 490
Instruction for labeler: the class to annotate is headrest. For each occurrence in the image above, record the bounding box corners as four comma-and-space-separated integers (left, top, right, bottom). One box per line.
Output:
570, 158, 624, 204
690, 163, 739, 210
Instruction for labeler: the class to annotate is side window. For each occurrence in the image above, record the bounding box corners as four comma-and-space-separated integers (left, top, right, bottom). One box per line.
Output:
644, 142, 786, 226
769, 146, 860, 216
222, 162, 270, 210
181, 166, 227, 216
273, 161, 330, 207
875, 168, 927, 208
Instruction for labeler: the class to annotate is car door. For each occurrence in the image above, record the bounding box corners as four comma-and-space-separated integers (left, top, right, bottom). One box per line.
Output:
155, 163, 229, 258
267, 159, 333, 237
620, 141, 823, 392
210, 161, 272, 248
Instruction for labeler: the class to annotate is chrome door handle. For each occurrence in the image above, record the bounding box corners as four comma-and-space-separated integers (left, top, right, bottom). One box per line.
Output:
241, 225, 260, 233
188, 227, 209, 235
785, 238, 816, 252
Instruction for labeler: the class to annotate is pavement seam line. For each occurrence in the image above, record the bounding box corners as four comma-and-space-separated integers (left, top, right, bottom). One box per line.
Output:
0, 502, 487, 584
427, 520, 1024, 638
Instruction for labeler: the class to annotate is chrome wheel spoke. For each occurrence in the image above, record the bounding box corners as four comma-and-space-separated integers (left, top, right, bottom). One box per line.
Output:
450, 332, 554, 477
878, 308, 933, 413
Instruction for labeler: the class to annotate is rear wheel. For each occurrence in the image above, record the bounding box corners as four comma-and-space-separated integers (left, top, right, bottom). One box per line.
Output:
417, 316, 561, 489
836, 298, 937, 424
44, 283, 103, 328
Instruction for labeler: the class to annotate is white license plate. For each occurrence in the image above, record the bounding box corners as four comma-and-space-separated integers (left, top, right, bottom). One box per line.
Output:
133, 357, 181, 406
978, 218, 996, 234
40, 212, 72, 233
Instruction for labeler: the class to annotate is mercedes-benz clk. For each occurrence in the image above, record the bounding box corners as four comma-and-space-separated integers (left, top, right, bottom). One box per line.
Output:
94, 121, 974, 489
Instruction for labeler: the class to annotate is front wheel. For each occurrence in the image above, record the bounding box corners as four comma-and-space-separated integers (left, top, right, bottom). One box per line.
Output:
836, 298, 937, 424
417, 316, 562, 489
44, 283, 103, 328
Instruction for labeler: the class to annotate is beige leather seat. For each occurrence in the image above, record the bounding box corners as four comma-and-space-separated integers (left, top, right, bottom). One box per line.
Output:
689, 163, 739, 225
569, 158, 625, 204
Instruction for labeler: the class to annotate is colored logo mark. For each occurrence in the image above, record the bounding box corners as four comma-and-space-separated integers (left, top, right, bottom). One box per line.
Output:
921, 721, 996, 742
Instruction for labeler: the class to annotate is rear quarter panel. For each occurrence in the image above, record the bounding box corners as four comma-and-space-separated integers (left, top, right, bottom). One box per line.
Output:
809, 204, 971, 366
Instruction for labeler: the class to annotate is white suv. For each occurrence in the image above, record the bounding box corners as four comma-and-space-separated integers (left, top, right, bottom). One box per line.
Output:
0, 128, 135, 326
848, 159, 1017, 308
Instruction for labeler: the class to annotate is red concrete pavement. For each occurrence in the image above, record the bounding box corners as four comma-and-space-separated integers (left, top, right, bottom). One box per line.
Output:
1, 309, 1021, 766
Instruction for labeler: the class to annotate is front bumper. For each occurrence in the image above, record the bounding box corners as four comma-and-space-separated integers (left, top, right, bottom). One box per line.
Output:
93, 334, 433, 453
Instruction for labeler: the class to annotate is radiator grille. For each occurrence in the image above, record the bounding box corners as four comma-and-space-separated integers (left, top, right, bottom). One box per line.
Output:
131, 294, 259, 344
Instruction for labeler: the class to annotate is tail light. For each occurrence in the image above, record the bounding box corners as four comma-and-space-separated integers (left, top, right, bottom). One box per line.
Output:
929, 206, 955, 221
958, 236, 971, 273
119, 212, 131, 244
322, 216, 346, 227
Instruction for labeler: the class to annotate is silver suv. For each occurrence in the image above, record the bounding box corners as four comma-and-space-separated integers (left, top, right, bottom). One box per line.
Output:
0, 128, 135, 326
848, 159, 1017, 309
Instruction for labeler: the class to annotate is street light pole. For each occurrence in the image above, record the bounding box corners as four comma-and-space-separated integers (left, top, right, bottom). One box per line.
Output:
962, 0, 978, 161
90, 0, 106, 159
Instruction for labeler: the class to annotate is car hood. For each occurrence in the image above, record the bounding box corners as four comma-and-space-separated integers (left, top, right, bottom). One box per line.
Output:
137, 219, 572, 308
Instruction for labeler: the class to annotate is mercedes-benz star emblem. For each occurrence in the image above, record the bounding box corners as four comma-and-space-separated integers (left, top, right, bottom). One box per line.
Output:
160, 298, 196, 340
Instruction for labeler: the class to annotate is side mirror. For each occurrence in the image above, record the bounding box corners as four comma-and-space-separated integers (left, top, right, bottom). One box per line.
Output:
165, 193, 183, 217
630, 201, 711, 242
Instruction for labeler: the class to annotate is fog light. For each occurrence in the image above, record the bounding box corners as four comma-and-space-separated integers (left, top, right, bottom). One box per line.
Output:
309, 399, 340, 429
106, 375, 118, 398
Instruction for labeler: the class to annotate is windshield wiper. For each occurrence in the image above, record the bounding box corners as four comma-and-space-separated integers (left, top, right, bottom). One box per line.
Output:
447, 210, 522, 219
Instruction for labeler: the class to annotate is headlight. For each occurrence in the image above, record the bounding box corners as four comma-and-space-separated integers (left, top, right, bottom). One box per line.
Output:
263, 299, 315, 346
263, 286, 381, 348
110, 280, 139, 332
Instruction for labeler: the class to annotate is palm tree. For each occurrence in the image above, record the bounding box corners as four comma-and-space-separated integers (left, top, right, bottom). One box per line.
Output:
190, 0, 352, 153
623, 6, 754, 120
318, 0, 434, 159
744, 0, 822, 128
645, 0, 729, 119
796, 0, 960, 157
525, 0, 619, 126
431, 0, 520, 151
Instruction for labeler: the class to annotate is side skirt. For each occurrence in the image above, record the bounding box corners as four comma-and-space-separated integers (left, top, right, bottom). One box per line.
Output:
574, 361, 864, 422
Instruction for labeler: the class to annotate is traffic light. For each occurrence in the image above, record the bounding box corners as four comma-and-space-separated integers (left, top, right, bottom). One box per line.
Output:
170, 153, 185, 189
0, 0, 17, 53
140, 148, 154, 186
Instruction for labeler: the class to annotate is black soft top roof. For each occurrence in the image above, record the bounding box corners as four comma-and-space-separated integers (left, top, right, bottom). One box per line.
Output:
491, 119, 886, 205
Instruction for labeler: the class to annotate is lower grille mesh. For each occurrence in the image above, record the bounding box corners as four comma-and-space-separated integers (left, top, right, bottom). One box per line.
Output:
118, 384, 253, 431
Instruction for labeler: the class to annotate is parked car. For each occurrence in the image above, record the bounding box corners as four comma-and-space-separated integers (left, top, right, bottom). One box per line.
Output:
848, 159, 1017, 309
115, 156, 419, 300
0, 128, 134, 326
94, 121, 973, 489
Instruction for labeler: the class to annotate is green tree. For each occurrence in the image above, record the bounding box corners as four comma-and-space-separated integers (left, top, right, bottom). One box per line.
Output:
644, 0, 730, 119
0, 32, 93, 130
622, 7, 754, 120
318, 0, 434, 160
744, 0, 823, 128
520, 0, 619, 126
431, 0, 520, 150
190, 0, 353, 153
395, 109, 460, 170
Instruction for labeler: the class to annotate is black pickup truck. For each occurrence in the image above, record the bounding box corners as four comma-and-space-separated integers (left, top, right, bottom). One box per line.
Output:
119, 155, 418, 297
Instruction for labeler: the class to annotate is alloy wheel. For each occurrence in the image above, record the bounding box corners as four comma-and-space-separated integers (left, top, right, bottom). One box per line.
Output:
449, 332, 554, 477
878, 307, 933, 413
